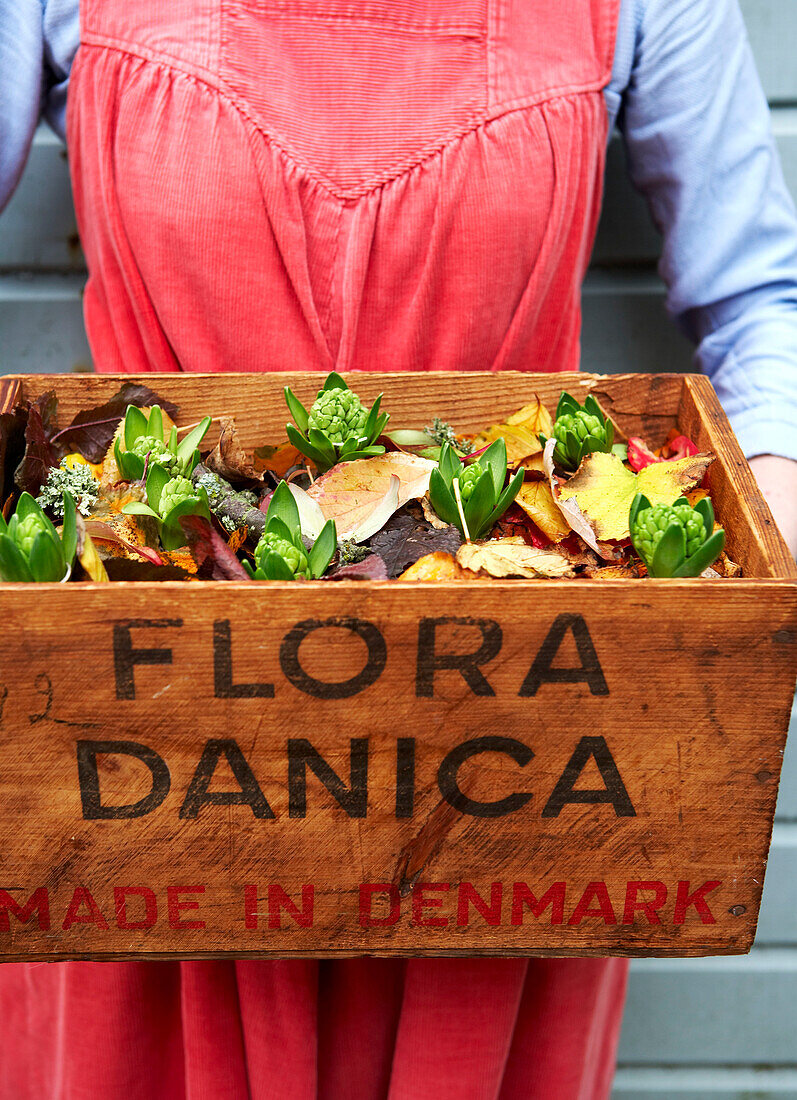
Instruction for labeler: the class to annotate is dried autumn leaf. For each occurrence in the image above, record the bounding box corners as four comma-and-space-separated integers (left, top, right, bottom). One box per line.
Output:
519, 452, 546, 478
254, 441, 303, 477
398, 552, 469, 581
204, 417, 263, 483
327, 554, 389, 580
542, 439, 606, 557
473, 397, 553, 466
456, 536, 574, 579
82, 519, 163, 565
558, 450, 714, 541
74, 512, 110, 582
307, 453, 436, 541
515, 481, 571, 542
369, 509, 462, 578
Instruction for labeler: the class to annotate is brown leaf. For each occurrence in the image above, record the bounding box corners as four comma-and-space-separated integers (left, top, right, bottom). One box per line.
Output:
0, 404, 27, 502
456, 537, 575, 578
421, 492, 454, 530
104, 559, 197, 582
82, 519, 163, 565
205, 417, 263, 483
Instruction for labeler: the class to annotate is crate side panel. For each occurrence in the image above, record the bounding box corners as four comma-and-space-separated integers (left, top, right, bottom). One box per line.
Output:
0, 582, 794, 960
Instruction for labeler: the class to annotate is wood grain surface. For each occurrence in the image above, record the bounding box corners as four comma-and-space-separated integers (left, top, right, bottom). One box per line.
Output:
0, 373, 794, 960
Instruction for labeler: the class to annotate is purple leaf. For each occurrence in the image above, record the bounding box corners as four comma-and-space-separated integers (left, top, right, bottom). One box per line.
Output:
15, 390, 61, 496
369, 508, 462, 578
0, 405, 27, 502
179, 514, 251, 580
327, 554, 389, 580
51, 383, 180, 462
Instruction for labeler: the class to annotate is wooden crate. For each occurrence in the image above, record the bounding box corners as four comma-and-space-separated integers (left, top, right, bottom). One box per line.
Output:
0, 371, 795, 961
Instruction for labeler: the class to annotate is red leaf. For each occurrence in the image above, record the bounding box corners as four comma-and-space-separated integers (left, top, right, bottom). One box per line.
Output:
179, 515, 251, 580
627, 437, 661, 472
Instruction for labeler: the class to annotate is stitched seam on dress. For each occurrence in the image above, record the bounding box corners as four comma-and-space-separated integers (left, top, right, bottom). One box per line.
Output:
226, 8, 485, 35
79, 35, 607, 201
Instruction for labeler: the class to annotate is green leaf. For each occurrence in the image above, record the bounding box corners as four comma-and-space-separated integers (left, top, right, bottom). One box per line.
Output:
264, 515, 296, 544
605, 419, 615, 448
16, 492, 41, 521
438, 442, 461, 485
116, 446, 145, 481
628, 492, 650, 534
339, 436, 359, 458
612, 443, 628, 460
556, 393, 581, 418
584, 394, 603, 420
168, 425, 178, 452
307, 428, 338, 470
266, 480, 301, 531
0, 534, 34, 582
340, 444, 384, 462
694, 496, 715, 534
123, 405, 149, 450
308, 519, 337, 578
147, 405, 164, 445
29, 530, 65, 582
0, 512, 6, 536
242, 558, 255, 578
650, 523, 687, 577
479, 438, 508, 497
284, 387, 310, 433
145, 463, 172, 513
61, 491, 77, 566
672, 528, 726, 578
485, 468, 524, 529
176, 416, 212, 468
262, 550, 296, 580
429, 469, 460, 527
286, 423, 326, 468
362, 393, 383, 442
464, 469, 498, 540
122, 502, 161, 519
372, 412, 390, 443
322, 371, 348, 393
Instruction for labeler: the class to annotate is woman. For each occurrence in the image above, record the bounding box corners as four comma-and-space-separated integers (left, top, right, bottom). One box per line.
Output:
1, 0, 796, 1096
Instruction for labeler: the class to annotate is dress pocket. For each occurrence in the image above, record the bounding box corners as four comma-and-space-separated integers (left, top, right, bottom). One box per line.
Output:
219, 0, 488, 194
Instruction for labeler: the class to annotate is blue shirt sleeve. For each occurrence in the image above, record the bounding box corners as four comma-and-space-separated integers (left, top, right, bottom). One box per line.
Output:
0, 0, 77, 212
606, 0, 797, 461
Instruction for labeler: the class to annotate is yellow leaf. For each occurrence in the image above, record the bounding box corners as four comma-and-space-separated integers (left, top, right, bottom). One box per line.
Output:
519, 453, 546, 478
473, 397, 553, 466
515, 481, 571, 541
74, 514, 109, 582
456, 537, 574, 579
398, 552, 468, 581
558, 451, 714, 541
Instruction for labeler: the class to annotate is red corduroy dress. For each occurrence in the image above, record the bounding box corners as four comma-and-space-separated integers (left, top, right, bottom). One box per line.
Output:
0, 0, 630, 1096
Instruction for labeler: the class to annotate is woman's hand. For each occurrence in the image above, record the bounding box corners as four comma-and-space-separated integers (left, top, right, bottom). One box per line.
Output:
748, 455, 797, 559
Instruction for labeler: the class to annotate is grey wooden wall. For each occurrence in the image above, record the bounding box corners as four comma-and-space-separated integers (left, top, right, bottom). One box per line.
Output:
1, 1, 796, 1095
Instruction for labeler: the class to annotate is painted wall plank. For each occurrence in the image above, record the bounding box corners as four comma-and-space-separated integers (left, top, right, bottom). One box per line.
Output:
613, 1066, 797, 1100
0, 275, 91, 374
739, 0, 797, 104
755, 824, 797, 944
0, 130, 83, 272
774, 698, 797, 821
618, 950, 797, 1064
